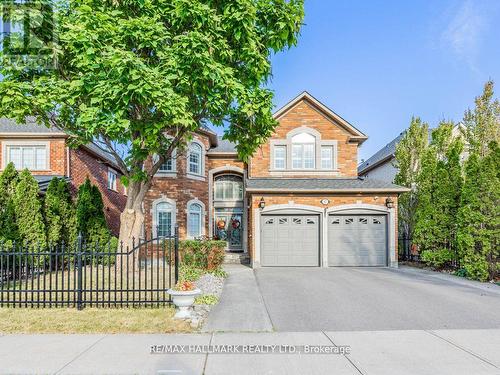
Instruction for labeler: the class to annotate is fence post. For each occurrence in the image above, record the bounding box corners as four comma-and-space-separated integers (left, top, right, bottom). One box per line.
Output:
174, 225, 179, 284
77, 232, 83, 310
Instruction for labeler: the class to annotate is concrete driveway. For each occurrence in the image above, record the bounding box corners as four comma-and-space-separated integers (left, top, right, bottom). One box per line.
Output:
254, 266, 500, 332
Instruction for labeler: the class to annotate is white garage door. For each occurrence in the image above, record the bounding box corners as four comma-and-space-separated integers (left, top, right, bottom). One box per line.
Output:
328, 214, 387, 266
261, 215, 320, 266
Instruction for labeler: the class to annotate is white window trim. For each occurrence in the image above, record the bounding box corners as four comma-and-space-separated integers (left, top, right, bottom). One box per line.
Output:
107, 167, 118, 191
154, 149, 177, 177
151, 197, 177, 238
186, 140, 206, 180
291, 142, 315, 170
269, 127, 338, 173
213, 174, 244, 202
1, 140, 50, 171
273, 145, 286, 170
186, 199, 206, 239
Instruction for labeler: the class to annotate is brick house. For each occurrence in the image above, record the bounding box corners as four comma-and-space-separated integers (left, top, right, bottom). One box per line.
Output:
0, 118, 127, 236
145, 92, 409, 267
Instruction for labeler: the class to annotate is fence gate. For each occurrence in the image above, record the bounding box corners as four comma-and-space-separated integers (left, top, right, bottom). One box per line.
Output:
0, 228, 179, 309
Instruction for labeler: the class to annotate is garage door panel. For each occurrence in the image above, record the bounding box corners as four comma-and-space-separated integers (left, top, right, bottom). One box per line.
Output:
261, 214, 319, 267
328, 214, 387, 267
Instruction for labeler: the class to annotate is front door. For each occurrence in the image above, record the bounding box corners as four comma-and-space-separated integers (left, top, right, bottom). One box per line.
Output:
214, 209, 243, 251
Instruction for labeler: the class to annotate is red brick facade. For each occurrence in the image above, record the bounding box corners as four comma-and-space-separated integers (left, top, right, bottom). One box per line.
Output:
2, 93, 403, 265
0, 135, 126, 236
69, 148, 126, 236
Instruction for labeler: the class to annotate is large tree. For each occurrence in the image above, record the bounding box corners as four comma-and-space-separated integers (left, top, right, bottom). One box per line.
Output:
0, 0, 304, 247
393, 117, 429, 239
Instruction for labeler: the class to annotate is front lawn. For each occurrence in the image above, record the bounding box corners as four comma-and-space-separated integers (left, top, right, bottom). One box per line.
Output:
0, 307, 191, 334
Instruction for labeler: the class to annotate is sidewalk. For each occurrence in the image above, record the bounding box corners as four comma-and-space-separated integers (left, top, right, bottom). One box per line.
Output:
1, 329, 499, 374
202, 264, 273, 332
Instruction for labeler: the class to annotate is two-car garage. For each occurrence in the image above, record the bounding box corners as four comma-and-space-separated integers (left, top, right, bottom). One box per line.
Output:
260, 211, 388, 267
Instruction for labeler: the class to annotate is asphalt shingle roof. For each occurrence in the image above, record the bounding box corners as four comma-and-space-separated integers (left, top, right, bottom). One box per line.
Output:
209, 137, 237, 153
358, 133, 404, 174
0, 117, 65, 134
33, 175, 71, 193
246, 178, 408, 192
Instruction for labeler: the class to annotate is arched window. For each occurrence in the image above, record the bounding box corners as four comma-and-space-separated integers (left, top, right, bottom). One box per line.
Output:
291, 132, 315, 169
214, 175, 243, 201
188, 202, 203, 238
188, 142, 203, 175
155, 201, 174, 237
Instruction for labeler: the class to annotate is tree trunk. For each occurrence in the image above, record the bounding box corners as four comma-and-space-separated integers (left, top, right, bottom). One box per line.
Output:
116, 180, 151, 270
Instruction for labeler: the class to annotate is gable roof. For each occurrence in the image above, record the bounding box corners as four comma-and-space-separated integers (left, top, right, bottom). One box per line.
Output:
208, 137, 237, 154
358, 132, 405, 174
273, 91, 368, 143
0, 117, 66, 136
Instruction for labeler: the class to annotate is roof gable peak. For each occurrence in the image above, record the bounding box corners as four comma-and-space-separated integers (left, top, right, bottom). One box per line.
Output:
273, 91, 367, 142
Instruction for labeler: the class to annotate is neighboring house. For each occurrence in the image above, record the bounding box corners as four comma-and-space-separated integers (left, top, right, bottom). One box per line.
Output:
0, 118, 127, 236
358, 124, 466, 181
145, 92, 408, 268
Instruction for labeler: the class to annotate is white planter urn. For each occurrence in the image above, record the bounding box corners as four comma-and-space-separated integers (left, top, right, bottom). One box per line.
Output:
167, 288, 201, 319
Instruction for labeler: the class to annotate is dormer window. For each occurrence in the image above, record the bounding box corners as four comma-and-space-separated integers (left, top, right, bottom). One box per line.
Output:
291, 133, 315, 169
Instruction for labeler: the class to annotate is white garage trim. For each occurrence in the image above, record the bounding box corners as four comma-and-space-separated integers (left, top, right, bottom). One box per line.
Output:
327, 204, 397, 268
253, 203, 397, 268
253, 204, 324, 268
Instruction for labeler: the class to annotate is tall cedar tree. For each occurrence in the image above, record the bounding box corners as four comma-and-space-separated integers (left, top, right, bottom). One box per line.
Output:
457, 81, 500, 280
393, 117, 429, 239
76, 178, 111, 247
0, 0, 305, 248
0, 163, 20, 242
44, 177, 77, 246
13, 170, 47, 249
413, 122, 463, 255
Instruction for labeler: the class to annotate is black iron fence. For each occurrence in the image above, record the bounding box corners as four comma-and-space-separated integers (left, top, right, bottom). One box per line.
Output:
0, 228, 179, 309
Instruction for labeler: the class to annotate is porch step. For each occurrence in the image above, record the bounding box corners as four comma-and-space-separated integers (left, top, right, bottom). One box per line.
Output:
224, 252, 250, 265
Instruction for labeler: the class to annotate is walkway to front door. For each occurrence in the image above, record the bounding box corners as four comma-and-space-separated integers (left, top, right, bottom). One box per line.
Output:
202, 264, 273, 332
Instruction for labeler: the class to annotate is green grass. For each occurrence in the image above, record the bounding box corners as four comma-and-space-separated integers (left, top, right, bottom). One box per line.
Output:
0, 307, 191, 333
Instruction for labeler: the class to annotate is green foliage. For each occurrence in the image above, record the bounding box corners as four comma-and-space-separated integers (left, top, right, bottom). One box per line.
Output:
413, 122, 463, 253
462, 253, 490, 282
179, 265, 204, 283
76, 178, 111, 246
0, 0, 304, 232
457, 141, 499, 281
209, 267, 228, 278
454, 268, 468, 278
44, 178, 77, 246
420, 249, 454, 268
393, 117, 429, 238
463, 80, 500, 157
13, 170, 47, 248
179, 240, 226, 270
0, 163, 20, 242
195, 295, 219, 305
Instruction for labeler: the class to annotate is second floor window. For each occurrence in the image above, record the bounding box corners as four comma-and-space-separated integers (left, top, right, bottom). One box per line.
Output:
291, 133, 315, 169
159, 158, 174, 172
107, 169, 117, 191
7, 145, 47, 170
274, 145, 286, 169
321, 146, 333, 169
214, 175, 243, 201
189, 143, 202, 175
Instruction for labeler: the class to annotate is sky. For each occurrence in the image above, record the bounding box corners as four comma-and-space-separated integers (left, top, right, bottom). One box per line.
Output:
267, 0, 500, 161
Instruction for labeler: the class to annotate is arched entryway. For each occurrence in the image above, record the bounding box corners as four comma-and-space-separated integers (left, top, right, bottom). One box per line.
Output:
208, 167, 247, 253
